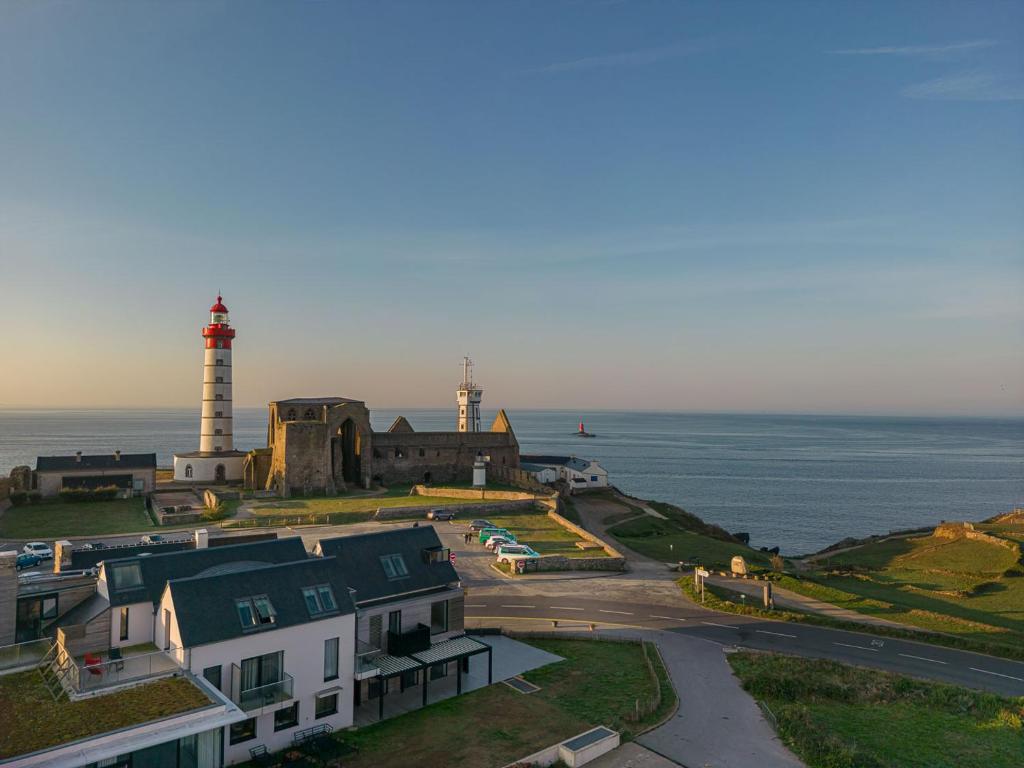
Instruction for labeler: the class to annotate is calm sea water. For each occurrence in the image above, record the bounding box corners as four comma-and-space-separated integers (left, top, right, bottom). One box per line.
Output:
1, 408, 1021, 554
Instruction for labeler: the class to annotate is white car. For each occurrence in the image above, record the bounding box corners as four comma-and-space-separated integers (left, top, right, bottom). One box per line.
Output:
495, 544, 540, 565
484, 535, 515, 552
23, 542, 53, 560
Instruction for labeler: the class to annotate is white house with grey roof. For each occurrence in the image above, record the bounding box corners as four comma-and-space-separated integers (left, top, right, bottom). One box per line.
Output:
520, 454, 609, 490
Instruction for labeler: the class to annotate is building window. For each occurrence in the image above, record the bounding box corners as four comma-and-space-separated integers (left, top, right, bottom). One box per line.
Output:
303, 408, 315, 419
303, 585, 338, 616
591, 475, 598, 482
380, 554, 408, 579
274, 702, 299, 732
203, 664, 222, 691
215, 376, 224, 384
214, 428, 223, 435
41, 596, 57, 620
216, 340, 224, 349
214, 411, 223, 418
418, 448, 425, 457
430, 663, 448, 680
286, 408, 297, 420
215, 393, 223, 401
230, 717, 257, 744
394, 448, 404, 459
184, 464, 193, 478
315, 692, 338, 719
430, 600, 448, 635
388, 610, 401, 636
324, 637, 339, 681
216, 358, 224, 366
214, 446, 222, 452
109, 562, 143, 591
240, 651, 283, 695
119, 606, 129, 641
237, 596, 276, 630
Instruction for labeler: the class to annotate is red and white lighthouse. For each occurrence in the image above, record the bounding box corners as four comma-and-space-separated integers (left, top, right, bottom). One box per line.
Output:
173, 295, 246, 483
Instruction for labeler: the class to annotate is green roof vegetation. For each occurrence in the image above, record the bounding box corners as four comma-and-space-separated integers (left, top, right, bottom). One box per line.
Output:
0, 672, 212, 759
343, 638, 675, 768
728, 651, 1024, 768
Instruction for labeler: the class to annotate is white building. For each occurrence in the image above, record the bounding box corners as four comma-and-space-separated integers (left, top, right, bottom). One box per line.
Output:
520, 462, 559, 484
456, 356, 483, 433
519, 454, 610, 491
174, 295, 245, 483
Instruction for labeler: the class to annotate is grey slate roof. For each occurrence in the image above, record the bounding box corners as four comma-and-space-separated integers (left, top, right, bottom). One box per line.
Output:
167, 557, 355, 647
273, 397, 363, 406
317, 527, 458, 606
36, 453, 157, 472
103, 538, 308, 607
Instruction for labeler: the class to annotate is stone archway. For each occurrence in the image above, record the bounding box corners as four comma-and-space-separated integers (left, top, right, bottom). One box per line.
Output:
332, 419, 363, 486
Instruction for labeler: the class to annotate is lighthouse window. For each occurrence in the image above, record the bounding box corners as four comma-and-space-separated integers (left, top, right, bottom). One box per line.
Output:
216, 341, 223, 349
215, 429, 223, 435
216, 358, 224, 366
215, 411, 223, 418
216, 376, 224, 383
215, 394, 223, 401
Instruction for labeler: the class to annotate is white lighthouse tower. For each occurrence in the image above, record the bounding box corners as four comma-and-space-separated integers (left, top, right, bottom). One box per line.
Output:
173, 295, 246, 483
456, 356, 483, 433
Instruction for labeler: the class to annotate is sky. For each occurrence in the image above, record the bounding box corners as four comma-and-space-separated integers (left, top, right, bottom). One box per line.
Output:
0, 1, 1022, 416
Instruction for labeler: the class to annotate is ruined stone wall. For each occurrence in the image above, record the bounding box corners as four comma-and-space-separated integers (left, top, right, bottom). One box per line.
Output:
371, 432, 519, 485
277, 422, 331, 496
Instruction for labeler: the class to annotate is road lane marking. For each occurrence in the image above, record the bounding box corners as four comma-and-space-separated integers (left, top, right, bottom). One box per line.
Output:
701, 621, 739, 630
898, 653, 946, 665
970, 667, 1024, 682
599, 609, 634, 616
833, 642, 878, 652
501, 604, 536, 609
650, 615, 686, 621
756, 630, 797, 638
465, 604, 488, 608
550, 606, 585, 611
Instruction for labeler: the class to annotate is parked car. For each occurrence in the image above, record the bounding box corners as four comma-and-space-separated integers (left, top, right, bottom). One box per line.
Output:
140, 535, 164, 545
23, 542, 53, 560
478, 527, 513, 544
495, 545, 540, 565
484, 534, 516, 551
427, 509, 455, 521
15, 553, 41, 570
469, 519, 496, 532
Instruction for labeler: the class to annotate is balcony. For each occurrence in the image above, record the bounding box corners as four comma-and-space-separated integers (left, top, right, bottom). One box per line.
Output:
387, 623, 431, 657
356, 638, 382, 679
230, 664, 294, 712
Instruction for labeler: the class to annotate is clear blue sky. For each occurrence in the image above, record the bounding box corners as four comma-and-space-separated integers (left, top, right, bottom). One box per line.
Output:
1, 1, 1021, 415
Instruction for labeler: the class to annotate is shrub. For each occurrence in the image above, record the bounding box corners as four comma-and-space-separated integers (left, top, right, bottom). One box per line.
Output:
58, 485, 122, 503
8, 491, 28, 506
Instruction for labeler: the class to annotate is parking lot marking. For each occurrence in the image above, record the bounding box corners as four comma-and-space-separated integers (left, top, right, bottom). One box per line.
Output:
898, 653, 946, 665
756, 630, 797, 638
969, 667, 1023, 682
833, 642, 878, 652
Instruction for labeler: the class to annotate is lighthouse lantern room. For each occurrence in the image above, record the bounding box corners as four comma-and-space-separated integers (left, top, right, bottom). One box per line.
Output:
172, 295, 246, 483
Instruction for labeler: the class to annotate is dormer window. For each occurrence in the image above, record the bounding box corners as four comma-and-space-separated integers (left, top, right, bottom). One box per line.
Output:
422, 547, 450, 565
109, 562, 143, 591
380, 553, 408, 580
237, 596, 276, 630
302, 584, 338, 616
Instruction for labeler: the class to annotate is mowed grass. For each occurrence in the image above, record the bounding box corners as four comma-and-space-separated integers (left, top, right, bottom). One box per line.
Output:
248, 489, 492, 523
788, 525, 1024, 655
479, 509, 605, 557
343, 638, 674, 768
0, 672, 211, 758
608, 509, 771, 569
728, 651, 1024, 768
0, 498, 153, 538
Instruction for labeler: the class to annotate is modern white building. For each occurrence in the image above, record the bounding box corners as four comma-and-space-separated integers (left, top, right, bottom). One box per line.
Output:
519, 454, 610, 491
173, 295, 246, 483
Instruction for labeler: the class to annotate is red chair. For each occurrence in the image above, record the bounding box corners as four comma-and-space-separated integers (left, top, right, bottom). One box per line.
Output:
83, 652, 103, 677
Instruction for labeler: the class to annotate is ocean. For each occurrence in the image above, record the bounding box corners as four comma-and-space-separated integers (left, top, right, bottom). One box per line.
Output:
1, 408, 1021, 554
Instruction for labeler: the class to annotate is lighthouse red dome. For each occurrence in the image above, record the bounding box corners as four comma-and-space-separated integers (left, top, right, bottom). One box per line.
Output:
210, 295, 228, 313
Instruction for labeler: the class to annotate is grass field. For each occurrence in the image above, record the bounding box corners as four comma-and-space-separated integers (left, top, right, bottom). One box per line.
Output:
245, 488, 493, 524
0, 498, 154, 538
343, 638, 674, 768
787, 523, 1024, 656
728, 651, 1023, 768
607, 500, 771, 569
478, 508, 606, 558
0, 672, 211, 759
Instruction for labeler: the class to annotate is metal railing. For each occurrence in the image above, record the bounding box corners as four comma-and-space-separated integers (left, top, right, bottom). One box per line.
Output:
0, 638, 52, 673
355, 638, 382, 676
229, 664, 294, 711
70, 646, 182, 693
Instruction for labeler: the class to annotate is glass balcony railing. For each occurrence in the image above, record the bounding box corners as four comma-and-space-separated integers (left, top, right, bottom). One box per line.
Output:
230, 665, 294, 712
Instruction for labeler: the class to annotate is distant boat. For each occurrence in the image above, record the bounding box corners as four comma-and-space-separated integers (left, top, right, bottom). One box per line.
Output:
575, 420, 595, 438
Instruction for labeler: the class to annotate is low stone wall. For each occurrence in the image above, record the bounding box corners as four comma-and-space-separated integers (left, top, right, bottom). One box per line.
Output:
411, 485, 548, 502
373, 499, 536, 520
934, 521, 1021, 553
533, 555, 626, 572
203, 488, 240, 509
547, 505, 625, 559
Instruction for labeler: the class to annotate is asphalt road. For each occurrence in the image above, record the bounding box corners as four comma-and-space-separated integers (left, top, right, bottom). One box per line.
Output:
463, 594, 1024, 697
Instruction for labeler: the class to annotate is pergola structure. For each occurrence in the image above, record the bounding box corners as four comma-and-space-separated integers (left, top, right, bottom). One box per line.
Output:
370, 635, 492, 721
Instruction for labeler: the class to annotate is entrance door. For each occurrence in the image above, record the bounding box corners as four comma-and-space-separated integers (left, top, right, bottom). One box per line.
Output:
163, 609, 171, 650
215, 464, 226, 482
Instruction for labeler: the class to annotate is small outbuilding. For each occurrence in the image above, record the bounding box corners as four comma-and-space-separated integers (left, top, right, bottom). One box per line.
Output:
34, 451, 156, 498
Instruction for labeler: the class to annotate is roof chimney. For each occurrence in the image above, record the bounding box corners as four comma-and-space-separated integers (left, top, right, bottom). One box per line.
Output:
75, 451, 82, 463
114, 450, 121, 462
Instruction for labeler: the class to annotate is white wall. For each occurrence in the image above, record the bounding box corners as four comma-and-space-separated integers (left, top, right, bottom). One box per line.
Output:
173, 454, 245, 483
109, 601, 154, 649
161, 588, 356, 766
355, 588, 463, 650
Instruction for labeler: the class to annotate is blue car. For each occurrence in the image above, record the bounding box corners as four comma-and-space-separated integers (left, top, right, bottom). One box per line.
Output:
16, 553, 41, 570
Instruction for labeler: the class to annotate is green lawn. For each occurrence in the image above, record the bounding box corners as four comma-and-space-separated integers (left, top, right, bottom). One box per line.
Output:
0, 498, 154, 538
728, 651, 1023, 768
244, 489, 493, 525
608, 513, 771, 569
787, 524, 1024, 656
0, 672, 211, 759
343, 638, 674, 768
479, 508, 607, 558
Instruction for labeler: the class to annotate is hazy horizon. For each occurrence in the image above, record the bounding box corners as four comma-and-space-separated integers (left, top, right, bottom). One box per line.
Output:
2, 2, 1021, 417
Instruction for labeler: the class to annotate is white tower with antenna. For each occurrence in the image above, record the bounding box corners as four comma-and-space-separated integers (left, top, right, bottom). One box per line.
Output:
456, 356, 483, 432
